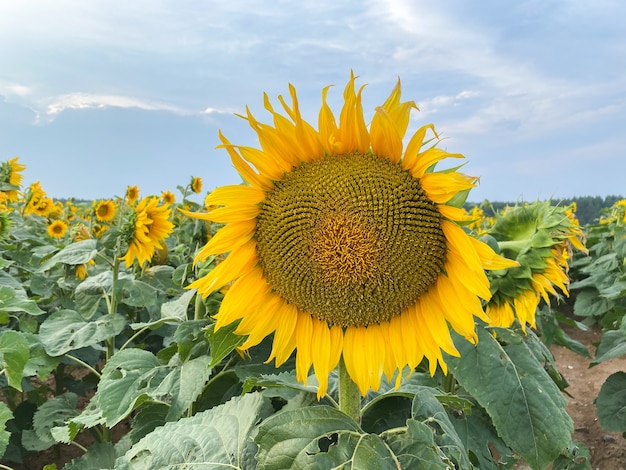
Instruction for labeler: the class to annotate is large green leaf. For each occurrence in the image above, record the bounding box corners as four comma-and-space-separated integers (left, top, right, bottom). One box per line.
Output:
63, 442, 119, 470
411, 387, 472, 469
0, 285, 45, 316
596, 372, 626, 432
0, 402, 12, 459
256, 405, 378, 469
116, 393, 271, 469
32, 392, 80, 444
21, 332, 61, 379
206, 321, 246, 367
447, 326, 573, 470
0, 330, 30, 391
448, 403, 516, 469
592, 329, 626, 365
382, 419, 451, 469
38, 239, 98, 271
97, 349, 212, 426
39, 310, 127, 356
573, 288, 614, 317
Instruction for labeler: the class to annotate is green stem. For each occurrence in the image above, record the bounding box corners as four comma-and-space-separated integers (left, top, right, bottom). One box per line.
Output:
441, 371, 457, 393
194, 292, 205, 320
105, 240, 123, 361
338, 357, 361, 423
65, 355, 102, 378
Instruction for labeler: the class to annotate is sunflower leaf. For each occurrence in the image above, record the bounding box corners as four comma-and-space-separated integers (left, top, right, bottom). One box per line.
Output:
595, 372, 626, 432
381, 419, 452, 469
411, 387, 473, 469
0, 330, 30, 391
0, 402, 12, 458
115, 393, 271, 469
447, 326, 573, 470
255, 405, 406, 469
96, 349, 212, 426
37, 239, 98, 272
39, 310, 127, 356
206, 321, 246, 367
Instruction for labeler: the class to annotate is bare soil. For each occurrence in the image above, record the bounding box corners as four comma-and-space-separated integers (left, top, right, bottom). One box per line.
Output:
549, 323, 626, 470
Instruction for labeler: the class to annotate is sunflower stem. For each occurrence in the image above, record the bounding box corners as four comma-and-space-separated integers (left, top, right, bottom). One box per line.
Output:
338, 357, 361, 423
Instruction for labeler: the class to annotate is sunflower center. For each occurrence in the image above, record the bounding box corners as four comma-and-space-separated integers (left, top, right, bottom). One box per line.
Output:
255, 153, 447, 327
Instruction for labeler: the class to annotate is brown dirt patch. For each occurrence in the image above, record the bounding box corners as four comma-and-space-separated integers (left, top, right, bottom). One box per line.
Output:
550, 324, 626, 469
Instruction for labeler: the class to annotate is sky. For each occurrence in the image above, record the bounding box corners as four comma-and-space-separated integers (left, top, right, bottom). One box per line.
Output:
1, 0, 624, 203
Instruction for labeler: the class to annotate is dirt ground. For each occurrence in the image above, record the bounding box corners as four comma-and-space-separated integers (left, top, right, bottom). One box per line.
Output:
549, 324, 626, 470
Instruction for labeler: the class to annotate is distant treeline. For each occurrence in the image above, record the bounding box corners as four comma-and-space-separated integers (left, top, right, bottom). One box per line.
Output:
466, 195, 624, 226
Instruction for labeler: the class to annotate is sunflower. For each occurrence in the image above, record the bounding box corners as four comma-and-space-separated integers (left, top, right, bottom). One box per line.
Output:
191, 176, 203, 194
184, 74, 518, 398
0, 157, 26, 201
161, 190, 176, 206
121, 197, 174, 267
95, 199, 116, 222
47, 220, 68, 238
126, 185, 139, 204
484, 201, 587, 330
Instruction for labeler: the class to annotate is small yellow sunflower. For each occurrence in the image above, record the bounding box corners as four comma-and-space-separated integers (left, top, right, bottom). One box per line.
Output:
184, 73, 518, 398
0, 157, 26, 201
95, 199, 116, 222
47, 220, 68, 238
161, 190, 176, 205
121, 197, 174, 267
126, 185, 139, 204
191, 176, 203, 194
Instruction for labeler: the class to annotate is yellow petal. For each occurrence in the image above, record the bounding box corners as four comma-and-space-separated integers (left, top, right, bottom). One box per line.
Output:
342, 326, 370, 396
203, 204, 260, 224
318, 85, 340, 155
467, 236, 520, 270
218, 131, 273, 190
438, 204, 473, 222
310, 318, 333, 399
337, 72, 369, 155
421, 171, 476, 204
204, 185, 266, 207
370, 106, 403, 163
194, 220, 256, 261
402, 124, 438, 173
237, 294, 283, 350
215, 266, 270, 330
267, 303, 298, 366
188, 240, 257, 297
295, 312, 313, 385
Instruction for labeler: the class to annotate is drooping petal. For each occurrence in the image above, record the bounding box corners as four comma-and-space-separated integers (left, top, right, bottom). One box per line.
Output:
421, 172, 477, 204
295, 312, 314, 385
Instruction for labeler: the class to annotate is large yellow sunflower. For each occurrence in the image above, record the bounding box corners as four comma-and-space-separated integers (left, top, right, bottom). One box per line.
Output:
185, 73, 518, 397
121, 197, 174, 267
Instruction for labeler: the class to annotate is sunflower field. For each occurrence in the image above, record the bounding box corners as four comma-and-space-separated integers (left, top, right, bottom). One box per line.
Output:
0, 76, 624, 470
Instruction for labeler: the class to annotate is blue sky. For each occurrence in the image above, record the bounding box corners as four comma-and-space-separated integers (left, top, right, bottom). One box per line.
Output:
1, 0, 624, 203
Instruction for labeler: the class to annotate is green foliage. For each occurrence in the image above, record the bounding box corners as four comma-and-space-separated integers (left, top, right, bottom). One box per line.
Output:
0, 181, 591, 468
